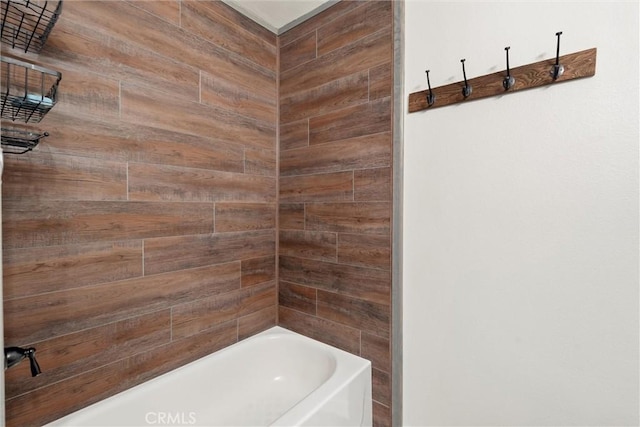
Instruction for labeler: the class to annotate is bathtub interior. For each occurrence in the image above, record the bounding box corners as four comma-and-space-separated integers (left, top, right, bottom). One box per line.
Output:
46, 326, 372, 427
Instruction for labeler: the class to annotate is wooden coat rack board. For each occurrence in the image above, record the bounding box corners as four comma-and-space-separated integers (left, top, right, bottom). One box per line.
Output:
408, 47, 597, 114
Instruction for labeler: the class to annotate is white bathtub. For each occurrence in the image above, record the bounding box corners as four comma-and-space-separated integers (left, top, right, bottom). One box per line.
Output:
46, 326, 372, 426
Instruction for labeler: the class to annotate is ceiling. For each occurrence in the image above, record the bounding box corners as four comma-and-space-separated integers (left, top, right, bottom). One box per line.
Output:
222, 0, 336, 34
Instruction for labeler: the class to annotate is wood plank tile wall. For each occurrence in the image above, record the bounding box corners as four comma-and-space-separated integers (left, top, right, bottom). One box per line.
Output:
1, 1, 277, 425
277, 2, 394, 426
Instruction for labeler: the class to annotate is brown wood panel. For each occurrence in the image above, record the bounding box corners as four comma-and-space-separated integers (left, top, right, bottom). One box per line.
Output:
309, 98, 391, 145
372, 368, 391, 406
279, 281, 317, 315
41, 112, 246, 172
127, 1, 181, 26
373, 402, 392, 427
5, 310, 171, 398
278, 0, 364, 47
195, 1, 277, 46
3, 241, 142, 300
280, 171, 353, 202
128, 162, 276, 203
279, 256, 390, 305
279, 230, 337, 262
3, 201, 213, 249
278, 307, 361, 355
279, 203, 305, 230
354, 167, 391, 201
317, 1, 392, 56
245, 148, 276, 176
121, 83, 275, 151
280, 30, 316, 72
338, 233, 390, 270
215, 203, 276, 232
306, 202, 390, 234
280, 132, 391, 176
4, 262, 240, 344
362, 332, 391, 372
201, 69, 276, 124
144, 230, 275, 275
281, 71, 369, 124
317, 289, 390, 337
5, 321, 237, 427
241, 256, 276, 287
280, 27, 392, 97
238, 306, 277, 340
172, 281, 275, 339
280, 120, 309, 151
37, 16, 201, 102
181, 1, 276, 71
369, 62, 392, 100
2, 153, 127, 202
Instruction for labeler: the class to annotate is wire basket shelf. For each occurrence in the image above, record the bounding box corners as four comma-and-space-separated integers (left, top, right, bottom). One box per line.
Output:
1, 126, 47, 153
1, 0, 63, 53
1, 55, 61, 123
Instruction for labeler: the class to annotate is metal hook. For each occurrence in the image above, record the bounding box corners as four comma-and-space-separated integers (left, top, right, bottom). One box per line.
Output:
551, 31, 564, 80
425, 70, 436, 106
461, 59, 472, 98
503, 47, 515, 90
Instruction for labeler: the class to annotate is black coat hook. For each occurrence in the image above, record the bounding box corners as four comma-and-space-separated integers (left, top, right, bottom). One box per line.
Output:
503, 47, 515, 90
425, 70, 436, 106
461, 59, 472, 98
552, 31, 564, 80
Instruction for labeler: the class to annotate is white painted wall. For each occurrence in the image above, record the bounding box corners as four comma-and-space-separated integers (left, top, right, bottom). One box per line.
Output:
402, 1, 639, 426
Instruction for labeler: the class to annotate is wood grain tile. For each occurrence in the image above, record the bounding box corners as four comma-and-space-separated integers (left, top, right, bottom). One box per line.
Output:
338, 233, 390, 270
280, 171, 353, 202
317, 1, 392, 56
372, 367, 391, 406
5, 321, 237, 427
280, 120, 309, 151
373, 402, 392, 427
279, 281, 317, 315
279, 203, 305, 230
280, 71, 368, 124
280, 30, 316, 72
306, 202, 390, 234
369, 62, 392, 100
127, 1, 181, 26
317, 289, 390, 337
279, 230, 337, 262
2, 154, 127, 202
41, 113, 246, 173
215, 203, 276, 232
201, 69, 276, 124
241, 256, 276, 287
128, 162, 276, 203
245, 148, 276, 176
278, 306, 360, 355
2, 201, 213, 249
144, 230, 275, 275
181, 0, 276, 71
280, 27, 392, 97
361, 332, 391, 372
3, 241, 142, 300
279, 256, 390, 305
121, 83, 275, 151
280, 132, 391, 176
5, 310, 171, 398
309, 98, 391, 145
4, 262, 240, 344
238, 306, 277, 340
354, 167, 391, 201
278, 0, 364, 47
172, 281, 275, 339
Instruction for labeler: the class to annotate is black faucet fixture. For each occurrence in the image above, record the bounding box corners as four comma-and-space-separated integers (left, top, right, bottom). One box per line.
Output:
5, 346, 42, 377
